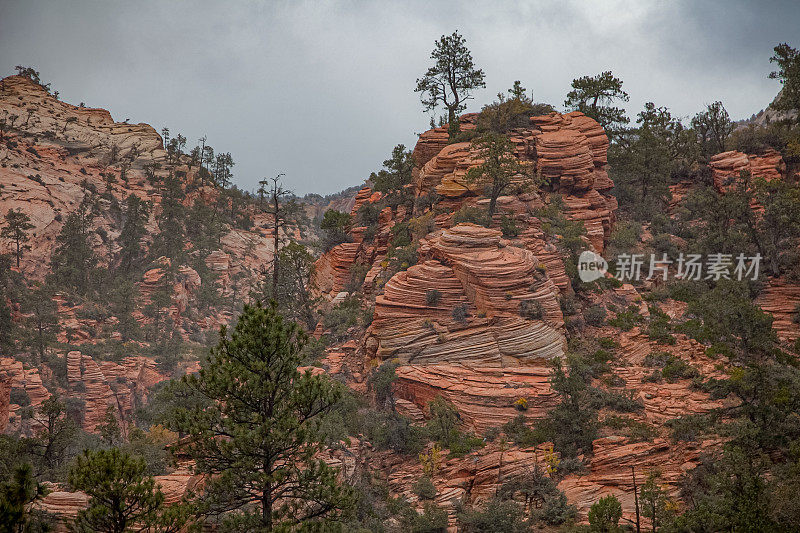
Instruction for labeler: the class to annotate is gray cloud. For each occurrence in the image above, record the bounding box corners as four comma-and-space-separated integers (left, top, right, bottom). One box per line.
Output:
1, 0, 798, 195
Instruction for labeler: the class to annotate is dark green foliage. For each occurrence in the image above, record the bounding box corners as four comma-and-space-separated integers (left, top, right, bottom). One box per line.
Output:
603, 415, 656, 442
149, 175, 186, 262
457, 499, 530, 532
452, 205, 490, 227
502, 414, 543, 447
673, 446, 777, 532
1, 208, 34, 268
170, 303, 354, 530
499, 214, 519, 237
476, 80, 554, 134
320, 209, 351, 251
368, 360, 400, 411
519, 299, 543, 320
451, 303, 469, 323
465, 133, 534, 220
584, 305, 606, 326
324, 296, 366, 342
367, 412, 426, 455
68, 447, 190, 533
26, 396, 78, 480
412, 476, 437, 501
536, 357, 598, 458
370, 144, 414, 194
48, 200, 98, 295
256, 241, 318, 329
769, 43, 800, 111
424, 396, 483, 456
0, 462, 50, 533
587, 494, 622, 532
564, 71, 629, 137
426, 289, 442, 307
405, 501, 448, 533
691, 101, 733, 158
415, 31, 486, 138
607, 305, 642, 331
9, 388, 30, 407
117, 195, 151, 273
497, 464, 576, 526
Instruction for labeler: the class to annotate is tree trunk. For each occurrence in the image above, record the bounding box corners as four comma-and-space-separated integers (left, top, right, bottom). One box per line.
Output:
272, 192, 280, 298
632, 466, 641, 533
447, 106, 459, 139
488, 196, 497, 225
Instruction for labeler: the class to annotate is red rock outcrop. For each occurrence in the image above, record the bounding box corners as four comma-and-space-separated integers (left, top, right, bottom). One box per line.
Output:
709, 149, 785, 189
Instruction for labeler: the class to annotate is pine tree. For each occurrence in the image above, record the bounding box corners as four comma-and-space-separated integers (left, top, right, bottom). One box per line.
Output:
48, 202, 97, 294
118, 194, 151, 273
564, 71, 629, 138
150, 175, 186, 261
415, 31, 486, 139
24, 284, 58, 361
0, 463, 49, 532
171, 303, 355, 531
1, 208, 34, 268
464, 133, 534, 221
68, 447, 191, 533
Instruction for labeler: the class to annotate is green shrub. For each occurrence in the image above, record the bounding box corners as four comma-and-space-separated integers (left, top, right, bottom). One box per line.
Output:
457, 498, 530, 532
584, 305, 607, 326
597, 337, 617, 349
412, 475, 437, 500
519, 299, 543, 319
499, 215, 519, 237
9, 388, 30, 407
452, 304, 469, 323
559, 294, 577, 316
453, 206, 489, 227
588, 495, 622, 532
426, 289, 442, 307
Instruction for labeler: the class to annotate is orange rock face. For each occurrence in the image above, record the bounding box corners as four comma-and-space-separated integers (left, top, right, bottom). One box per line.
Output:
709, 149, 785, 189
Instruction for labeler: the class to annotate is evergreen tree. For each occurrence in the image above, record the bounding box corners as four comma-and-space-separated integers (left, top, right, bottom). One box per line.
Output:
1, 208, 34, 268
370, 144, 414, 194
610, 103, 675, 221
769, 43, 800, 112
171, 303, 354, 531
24, 284, 58, 361
320, 210, 351, 252
691, 101, 733, 158
26, 396, 77, 479
48, 201, 97, 295
0, 462, 50, 533
118, 194, 151, 274
415, 31, 486, 138
68, 447, 191, 533
464, 133, 534, 221
150, 176, 186, 261
639, 470, 675, 532
0, 256, 16, 353
262, 175, 307, 298
587, 495, 622, 532
564, 71, 629, 138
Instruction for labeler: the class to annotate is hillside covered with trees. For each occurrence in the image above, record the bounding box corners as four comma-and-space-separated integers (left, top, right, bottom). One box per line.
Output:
1, 31, 800, 533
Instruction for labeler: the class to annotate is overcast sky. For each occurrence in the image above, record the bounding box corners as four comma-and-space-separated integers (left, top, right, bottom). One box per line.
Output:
1, 1, 798, 195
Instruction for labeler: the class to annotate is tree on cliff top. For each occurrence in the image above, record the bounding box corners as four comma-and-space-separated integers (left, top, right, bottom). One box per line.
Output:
1, 208, 34, 268
691, 101, 733, 158
769, 43, 800, 112
170, 303, 354, 531
564, 71, 629, 138
464, 132, 535, 221
416, 30, 486, 139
